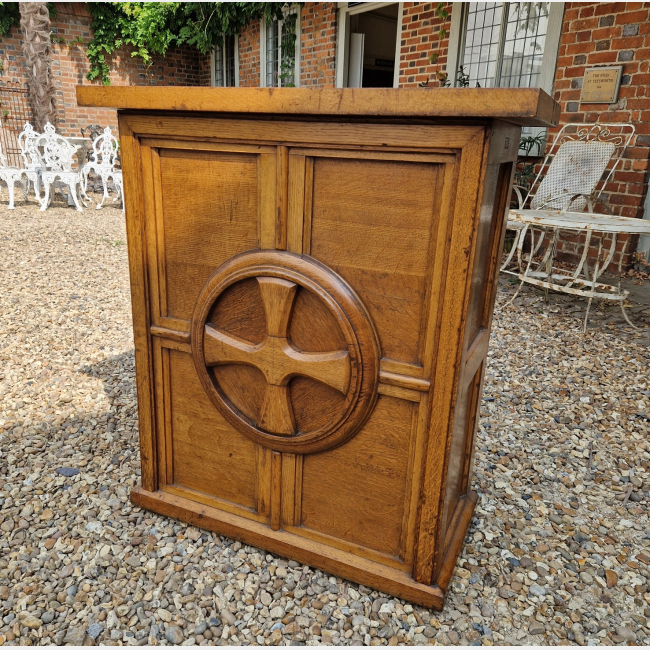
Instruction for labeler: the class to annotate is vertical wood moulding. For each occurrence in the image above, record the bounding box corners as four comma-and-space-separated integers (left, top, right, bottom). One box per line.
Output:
281, 453, 303, 527
276, 146, 289, 250
420, 159, 460, 375
119, 116, 158, 493
413, 130, 489, 585
398, 402, 422, 567
270, 451, 283, 531
293, 454, 303, 526
281, 453, 296, 527
161, 346, 173, 486
460, 364, 483, 500
140, 146, 160, 327
260, 153, 278, 249
415, 165, 445, 368
255, 446, 273, 519
152, 339, 166, 490
302, 158, 314, 256
287, 154, 306, 254
151, 149, 168, 320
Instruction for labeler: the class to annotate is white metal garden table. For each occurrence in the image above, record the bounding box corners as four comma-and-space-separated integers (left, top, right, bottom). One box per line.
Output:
502, 208, 650, 331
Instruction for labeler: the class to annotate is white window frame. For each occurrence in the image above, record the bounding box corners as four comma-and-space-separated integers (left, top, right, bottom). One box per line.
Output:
446, 2, 564, 92
210, 34, 239, 87
260, 6, 301, 88
335, 2, 403, 88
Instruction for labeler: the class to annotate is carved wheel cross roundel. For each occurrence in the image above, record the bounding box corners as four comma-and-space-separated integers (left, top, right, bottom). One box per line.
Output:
191, 251, 380, 454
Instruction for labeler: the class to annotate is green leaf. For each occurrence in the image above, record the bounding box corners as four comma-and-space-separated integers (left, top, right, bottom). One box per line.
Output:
0, 2, 20, 38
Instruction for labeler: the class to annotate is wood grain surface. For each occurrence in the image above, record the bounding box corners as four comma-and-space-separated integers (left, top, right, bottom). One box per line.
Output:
78, 86, 559, 126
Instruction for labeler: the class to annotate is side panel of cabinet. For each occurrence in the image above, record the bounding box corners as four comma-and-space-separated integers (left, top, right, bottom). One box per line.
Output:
433, 122, 519, 588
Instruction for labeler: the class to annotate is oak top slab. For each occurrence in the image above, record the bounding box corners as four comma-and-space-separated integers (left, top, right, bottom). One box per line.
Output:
76, 86, 559, 127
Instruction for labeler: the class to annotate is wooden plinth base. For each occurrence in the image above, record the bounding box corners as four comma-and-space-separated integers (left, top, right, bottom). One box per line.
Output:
131, 487, 478, 609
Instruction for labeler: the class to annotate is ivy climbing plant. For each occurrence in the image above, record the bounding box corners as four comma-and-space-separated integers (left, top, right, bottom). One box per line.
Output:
0, 2, 56, 37
86, 2, 290, 85
0, 2, 20, 38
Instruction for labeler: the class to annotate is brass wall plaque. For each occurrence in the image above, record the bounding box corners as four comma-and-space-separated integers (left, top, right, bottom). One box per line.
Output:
580, 66, 622, 103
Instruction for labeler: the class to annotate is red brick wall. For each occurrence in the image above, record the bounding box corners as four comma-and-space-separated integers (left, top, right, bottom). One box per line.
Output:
300, 3, 337, 87
398, 2, 452, 87
238, 4, 338, 88
0, 3, 210, 138
238, 18, 261, 87
552, 2, 650, 264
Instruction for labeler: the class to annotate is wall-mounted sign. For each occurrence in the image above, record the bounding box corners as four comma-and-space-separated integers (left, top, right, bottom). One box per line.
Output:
580, 66, 623, 104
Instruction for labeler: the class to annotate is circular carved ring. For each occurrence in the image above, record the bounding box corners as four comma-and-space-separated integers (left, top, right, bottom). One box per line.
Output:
191, 250, 380, 454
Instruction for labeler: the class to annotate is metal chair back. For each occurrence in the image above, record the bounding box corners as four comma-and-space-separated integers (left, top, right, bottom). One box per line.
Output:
88, 126, 119, 170
35, 123, 79, 173
523, 123, 635, 213
18, 123, 41, 170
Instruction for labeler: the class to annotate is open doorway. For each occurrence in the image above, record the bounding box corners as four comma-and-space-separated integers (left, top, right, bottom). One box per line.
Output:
338, 3, 401, 88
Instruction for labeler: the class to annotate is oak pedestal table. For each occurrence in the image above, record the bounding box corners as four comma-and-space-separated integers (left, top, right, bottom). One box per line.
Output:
78, 86, 558, 608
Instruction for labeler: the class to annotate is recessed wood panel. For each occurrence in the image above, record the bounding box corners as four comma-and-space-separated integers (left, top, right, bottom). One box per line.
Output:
465, 162, 513, 346
441, 364, 483, 548
300, 395, 414, 560
158, 149, 261, 321
309, 158, 440, 365
168, 350, 258, 510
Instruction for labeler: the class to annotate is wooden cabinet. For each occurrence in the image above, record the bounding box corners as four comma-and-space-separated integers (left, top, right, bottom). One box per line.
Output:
79, 87, 558, 608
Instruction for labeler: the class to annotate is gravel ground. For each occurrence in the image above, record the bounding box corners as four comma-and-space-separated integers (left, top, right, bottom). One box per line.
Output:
1, 195, 649, 646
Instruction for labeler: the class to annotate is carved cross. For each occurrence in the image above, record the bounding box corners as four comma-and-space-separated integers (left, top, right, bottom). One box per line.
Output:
204, 277, 351, 435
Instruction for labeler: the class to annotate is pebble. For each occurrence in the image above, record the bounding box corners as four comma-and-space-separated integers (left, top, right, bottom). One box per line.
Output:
86, 623, 103, 640
0, 197, 648, 647
481, 603, 494, 618
529, 621, 546, 635
615, 626, 636, 642
605, 568, 618, 587
220, 609, 236, 626
529, 584, 546, 597
55, 467, 79, 477
63, 627, 86, 645
166, 626, 184, 645
20, 616, 42, 630
579, 571, 593, 585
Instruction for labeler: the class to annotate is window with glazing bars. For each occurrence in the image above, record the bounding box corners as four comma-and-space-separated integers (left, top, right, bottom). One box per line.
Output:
214, 35, 237, 87
266, 7, 298, 87
460, 2, 550, 88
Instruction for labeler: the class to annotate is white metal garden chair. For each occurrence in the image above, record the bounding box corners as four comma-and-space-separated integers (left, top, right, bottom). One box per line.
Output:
81, 126, 122, 209
0, 141, 27, 210
501, 123, 648, 331
17, 122, 42, 202
35, 123, 88, 212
